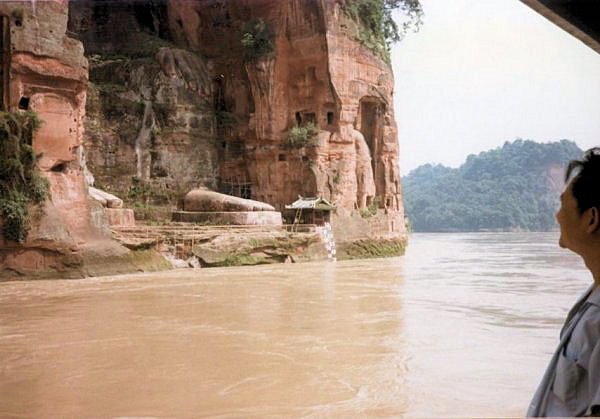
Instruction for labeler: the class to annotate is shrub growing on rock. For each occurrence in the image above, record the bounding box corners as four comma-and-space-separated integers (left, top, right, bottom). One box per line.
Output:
0, 111, 48, 243
284, 122, 319, 149
241, 17, 274, 62
359, 197, 381, 218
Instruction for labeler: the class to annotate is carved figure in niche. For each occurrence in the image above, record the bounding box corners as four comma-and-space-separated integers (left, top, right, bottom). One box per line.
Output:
351, 127, 375, 209
293, 66, 318, 99
389, 162, 402, 210
380, 158, 401, 211
309, 155, 330, 200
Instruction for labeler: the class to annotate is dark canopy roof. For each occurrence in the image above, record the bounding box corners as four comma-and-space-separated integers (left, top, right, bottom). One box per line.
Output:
520, 0, 600, 55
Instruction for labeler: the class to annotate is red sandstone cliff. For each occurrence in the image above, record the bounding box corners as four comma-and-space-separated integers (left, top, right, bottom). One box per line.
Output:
1, 0, 408, 279
71, 0, 407, 241
166, 1, 403, 212
0, 1, 168, 279
168, 0, 407, 242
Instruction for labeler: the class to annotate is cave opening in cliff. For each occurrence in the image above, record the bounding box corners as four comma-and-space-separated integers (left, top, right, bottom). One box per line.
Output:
50, 162, 67, 173
303, 112, 316, 125
133, 5, 156, 34
213, 76, 226, 111
359, 98, 387, 205
18, 97, 29, 110
227, 140, 245, 159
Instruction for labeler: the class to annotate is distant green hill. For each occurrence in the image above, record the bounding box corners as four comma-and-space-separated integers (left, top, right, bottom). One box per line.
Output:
401, 140, 583, 232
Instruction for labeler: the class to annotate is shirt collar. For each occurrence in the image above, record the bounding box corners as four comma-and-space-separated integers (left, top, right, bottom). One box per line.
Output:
586, 284, 600, 307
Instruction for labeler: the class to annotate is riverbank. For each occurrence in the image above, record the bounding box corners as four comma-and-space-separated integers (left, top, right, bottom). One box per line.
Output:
0, 210, 406, 280
113, 223, 406, 269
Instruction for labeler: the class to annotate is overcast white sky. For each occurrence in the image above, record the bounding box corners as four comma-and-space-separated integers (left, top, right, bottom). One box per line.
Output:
391, 0, 600, 175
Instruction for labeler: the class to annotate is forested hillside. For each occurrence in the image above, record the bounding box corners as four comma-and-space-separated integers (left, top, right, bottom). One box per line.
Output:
402, 140, 583, 232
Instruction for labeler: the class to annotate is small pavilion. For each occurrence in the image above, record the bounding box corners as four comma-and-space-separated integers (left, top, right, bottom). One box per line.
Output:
284, 196, 336, 226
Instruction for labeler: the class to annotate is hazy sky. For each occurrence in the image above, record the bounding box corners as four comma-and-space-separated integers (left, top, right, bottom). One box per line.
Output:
391, 0, 600, 175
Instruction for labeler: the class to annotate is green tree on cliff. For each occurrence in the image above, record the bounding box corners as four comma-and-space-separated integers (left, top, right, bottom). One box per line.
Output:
341, 0, 423, 61
240, 17, 274, 62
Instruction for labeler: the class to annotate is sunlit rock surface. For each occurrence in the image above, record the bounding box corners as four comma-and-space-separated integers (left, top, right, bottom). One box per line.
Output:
89, 187, 124, 208
192, 231, 326, 266
0, 2, 166, 279
184, 188, 276, 212
166, 0, 404, 213
68, 0, 407, 247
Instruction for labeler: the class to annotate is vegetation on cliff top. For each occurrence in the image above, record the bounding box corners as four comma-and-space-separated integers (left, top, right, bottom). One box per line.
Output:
0, 111, 48, 243
402, 140, 583, 232
341, 0, 423, 62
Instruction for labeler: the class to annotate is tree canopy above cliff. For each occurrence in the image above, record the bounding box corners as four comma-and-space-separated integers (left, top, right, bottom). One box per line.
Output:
341, 0, 423, 62
402, 140, 583, 232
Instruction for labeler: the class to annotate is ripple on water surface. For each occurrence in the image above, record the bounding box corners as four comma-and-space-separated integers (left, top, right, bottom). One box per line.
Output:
0, 232, 591, 417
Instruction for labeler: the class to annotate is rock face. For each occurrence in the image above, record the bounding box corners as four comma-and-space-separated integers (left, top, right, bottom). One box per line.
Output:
105, 208, 136, 228
89, 186, 136, 227
172, 211, 283, 226
89, 187, 124, 208
165, 1, 404, 214
0, 1, 165, 279
192, 231, 327, 267
68, 0, 407, 249
68, 0, 218, 198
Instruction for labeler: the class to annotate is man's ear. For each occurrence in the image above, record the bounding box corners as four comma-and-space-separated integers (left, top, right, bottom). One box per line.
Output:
586, 207, 599, 233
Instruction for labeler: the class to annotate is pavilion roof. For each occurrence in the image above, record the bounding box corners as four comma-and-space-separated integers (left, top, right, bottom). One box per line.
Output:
285, 196, 336, 210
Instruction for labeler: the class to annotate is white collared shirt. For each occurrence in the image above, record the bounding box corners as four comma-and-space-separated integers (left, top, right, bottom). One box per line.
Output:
528, 285, 600, 417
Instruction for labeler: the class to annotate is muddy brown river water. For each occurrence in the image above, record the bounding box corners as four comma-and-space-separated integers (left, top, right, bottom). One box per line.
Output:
0, 233, 590, 417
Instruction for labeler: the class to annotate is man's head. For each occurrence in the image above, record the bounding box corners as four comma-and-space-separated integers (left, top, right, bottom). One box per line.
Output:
557, 148, 600, 253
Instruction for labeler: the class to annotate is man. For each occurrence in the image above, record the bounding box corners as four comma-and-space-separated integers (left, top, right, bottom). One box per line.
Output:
528, 147, 600, 417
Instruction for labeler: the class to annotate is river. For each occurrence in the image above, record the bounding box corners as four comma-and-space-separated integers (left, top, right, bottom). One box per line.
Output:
0, 233, 590, 417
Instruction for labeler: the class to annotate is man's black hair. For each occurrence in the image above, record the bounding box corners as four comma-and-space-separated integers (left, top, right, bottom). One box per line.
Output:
565, 147, 600, 214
